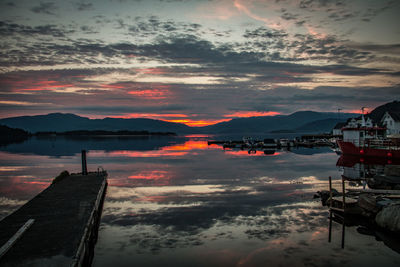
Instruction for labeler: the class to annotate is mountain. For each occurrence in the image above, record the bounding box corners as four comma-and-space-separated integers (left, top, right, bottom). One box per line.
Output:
0, 113, 192, 134
295, 118, 347, 133
201, 111, 356, 134
0, 111, 358, 135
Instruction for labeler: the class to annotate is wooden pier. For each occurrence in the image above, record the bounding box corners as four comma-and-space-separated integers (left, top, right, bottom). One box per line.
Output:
0, 152, 107, 266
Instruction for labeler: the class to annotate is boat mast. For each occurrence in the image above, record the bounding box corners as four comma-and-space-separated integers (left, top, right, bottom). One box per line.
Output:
361, 107, 366, 146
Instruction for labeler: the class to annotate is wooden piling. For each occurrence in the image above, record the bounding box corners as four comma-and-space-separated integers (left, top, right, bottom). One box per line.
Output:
328, 176, 333, 207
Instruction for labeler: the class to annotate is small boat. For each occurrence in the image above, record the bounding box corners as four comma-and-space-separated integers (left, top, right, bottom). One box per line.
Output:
338, 122, 400, 159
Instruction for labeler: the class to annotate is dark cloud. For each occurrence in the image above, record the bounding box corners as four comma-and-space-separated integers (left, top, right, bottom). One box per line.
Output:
127, 16, 201, 37
281, 11, 299, 21
361, 0, 398, 22
243, 27, 288, 39
30, 2, 57, 15
328, 10, 358, 21
348, 43, 400, 55
288, 33, 374, 64
299, 0, 345, 9
0, 21, 74, 38
80, 25, 98, 34
75, 2, 93, 11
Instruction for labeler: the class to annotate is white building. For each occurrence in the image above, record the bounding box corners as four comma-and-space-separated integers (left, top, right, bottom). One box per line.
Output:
332, 122, 346, 136
381, 111, 400, 135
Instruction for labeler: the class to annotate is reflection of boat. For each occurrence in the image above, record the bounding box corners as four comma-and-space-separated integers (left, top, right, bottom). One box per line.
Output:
337, 115, 400, 158
336, 155, 384, 181
263, 138, 277, 149
279, 139, 294, 147
336, 155, 400, 189
263, 149, 276, 155
222, 142, 241, 149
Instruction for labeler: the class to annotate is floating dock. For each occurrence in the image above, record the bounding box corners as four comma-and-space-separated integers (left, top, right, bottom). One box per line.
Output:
0, 151, 107, 266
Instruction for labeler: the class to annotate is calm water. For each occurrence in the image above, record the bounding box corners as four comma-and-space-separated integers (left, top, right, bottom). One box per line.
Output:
0, 135, 399, 266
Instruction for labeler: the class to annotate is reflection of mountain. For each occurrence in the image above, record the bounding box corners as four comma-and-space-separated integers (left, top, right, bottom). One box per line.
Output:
0, 136, 188, 157
0, 125, 30, 146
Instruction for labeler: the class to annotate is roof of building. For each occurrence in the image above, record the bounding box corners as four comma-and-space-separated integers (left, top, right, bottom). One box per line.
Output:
386, 111, 400, 122
333, 122, 346, 129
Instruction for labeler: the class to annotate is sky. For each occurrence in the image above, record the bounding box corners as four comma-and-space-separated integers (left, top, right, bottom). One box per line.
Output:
0, 0, 399, 126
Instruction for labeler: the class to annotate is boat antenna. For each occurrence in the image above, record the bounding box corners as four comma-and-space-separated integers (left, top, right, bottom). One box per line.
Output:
337, 108, 342, 119
361, 107, 365, 115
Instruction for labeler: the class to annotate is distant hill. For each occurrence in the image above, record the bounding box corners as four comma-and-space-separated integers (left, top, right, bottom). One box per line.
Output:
295, 118, 348, 133
0, 111, 359, 135
201, 111, 356, 134
0, 125, 30, 146
0, 113, 192, 134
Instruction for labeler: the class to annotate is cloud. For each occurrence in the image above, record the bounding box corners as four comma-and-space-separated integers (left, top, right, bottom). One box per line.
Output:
75, 2, 93, 11
0, 21, 74, 38
30, 2, 57, 15
361, 0, 398, 22
126, 16, 201, 38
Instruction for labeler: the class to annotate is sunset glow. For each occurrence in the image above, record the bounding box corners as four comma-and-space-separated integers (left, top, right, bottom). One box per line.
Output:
162, 140, 209, 151
164, 119, 231, 127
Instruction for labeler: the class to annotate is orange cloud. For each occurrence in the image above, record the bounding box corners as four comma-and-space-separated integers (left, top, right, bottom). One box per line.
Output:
224, 111, 281, 118
101, 83, 126, 89
129, 170, 170, 180
128, 89, 169, 99
305, 25, 327, 39
18, 80, 74, 91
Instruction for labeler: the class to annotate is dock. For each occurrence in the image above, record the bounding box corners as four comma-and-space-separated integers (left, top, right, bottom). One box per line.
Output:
0, 151, 107, 266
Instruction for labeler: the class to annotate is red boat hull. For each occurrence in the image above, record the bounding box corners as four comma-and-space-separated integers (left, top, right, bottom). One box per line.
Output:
337, 140, 400, 158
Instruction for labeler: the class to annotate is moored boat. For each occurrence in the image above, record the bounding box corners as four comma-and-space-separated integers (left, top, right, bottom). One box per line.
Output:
337, 115, 400, 158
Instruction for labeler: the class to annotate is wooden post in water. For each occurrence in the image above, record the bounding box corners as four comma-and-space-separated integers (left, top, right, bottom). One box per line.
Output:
328, 210, 332, 243
82, 150, 88, 175
328, 176, 332, 207
341, 176, 346, 249
342, 177, 346, 210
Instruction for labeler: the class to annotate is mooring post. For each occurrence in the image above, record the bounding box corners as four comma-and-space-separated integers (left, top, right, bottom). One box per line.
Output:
342, 177, 345, 210
82, 150, 88, 175
328, 210, 332, 243
328, 176, 332, 207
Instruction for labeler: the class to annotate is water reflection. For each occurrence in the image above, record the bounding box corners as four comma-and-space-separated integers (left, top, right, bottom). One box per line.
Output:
0, 136, 399, 266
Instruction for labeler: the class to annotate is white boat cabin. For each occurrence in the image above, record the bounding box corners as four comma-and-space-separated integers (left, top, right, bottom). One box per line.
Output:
342, 115, 386, 146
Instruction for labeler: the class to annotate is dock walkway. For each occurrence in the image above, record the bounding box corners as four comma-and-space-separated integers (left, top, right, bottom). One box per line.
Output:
0, 171, 107, 267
